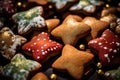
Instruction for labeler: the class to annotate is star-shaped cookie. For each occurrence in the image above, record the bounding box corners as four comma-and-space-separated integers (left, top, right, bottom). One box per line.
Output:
52, 44, 94, 79
31, 72, 49, 80
69, 0, 104, 14
0, 27, 27, 59
45, 18, 60, 33
88, 29, 120, 66
82, 17, 109, 39
51, 15, 90, 45
12, 6, 46, 35
49, 0, 78, 11
0, 53, 41, 80
22, 32, 63, 63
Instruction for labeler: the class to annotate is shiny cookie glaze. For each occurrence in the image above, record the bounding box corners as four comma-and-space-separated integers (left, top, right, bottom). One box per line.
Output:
12, 6, 46, 35
69, 0, 104, 14
0, 53, 41, 80
49, 0, 78, 11
0, 27, 27, 59
88, 29, 120, 66
22, 32, 63, 63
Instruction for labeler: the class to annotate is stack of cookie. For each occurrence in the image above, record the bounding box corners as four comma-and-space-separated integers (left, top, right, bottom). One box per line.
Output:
0, 0, 120, 80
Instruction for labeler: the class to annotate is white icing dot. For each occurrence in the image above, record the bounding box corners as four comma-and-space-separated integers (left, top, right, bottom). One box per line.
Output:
112, 56, 114, 58
44, 44, 47, 47
32, 50, 34, 52
54, 47, 56, 50
116, 42, 120, 46
104, 54, 110, 62
103, 47, 108, 50
37, 56, 40, 59
45, 51, 48, 54
109, 48, 113, 52
105, 41, 108, 43
49, 40, 52, 42
112, 42, 115, 44
102, 34, 106, 37
43, 38, 46, 40
41, 32, 45, 34
41, 49, 44, 52
57, 43, 60, 45
113, 49, 117, 53
51, 48, 53, 51
56, 46, 58, 48
105, 72, 110, 76
37, 38, 40, 41
42, 52, 45, 55
33, 42, 36, 45
20, 69, 26, 72
47, 48, 50, 51
98, 42, 102, 45
100, 38, 103, 39
1, 41, 5, 44
41, 46, 44, 49
94, 40, 97, 43
28, 48, 31, 51
37, 49, 39, 52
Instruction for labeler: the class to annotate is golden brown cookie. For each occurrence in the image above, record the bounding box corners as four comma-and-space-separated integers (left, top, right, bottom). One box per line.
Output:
82, 17, 109, 39
52, 44, 94, 79
31, 72, 49, 80
28, 0, 48, 5
51, 15, 90, 45
45, 19, 60, 33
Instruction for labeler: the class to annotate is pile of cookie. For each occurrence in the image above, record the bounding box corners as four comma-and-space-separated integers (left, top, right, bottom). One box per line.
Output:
0, 0, 120, 80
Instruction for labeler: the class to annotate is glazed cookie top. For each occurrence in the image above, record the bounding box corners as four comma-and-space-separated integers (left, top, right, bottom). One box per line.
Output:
88, 29, 120, 66
0, 27, 27, 59
49, 0, 78, 10
12, 6, 46, 35
22, 32, 63, 63
0, 53, 42, 80
69, 0, 104, 14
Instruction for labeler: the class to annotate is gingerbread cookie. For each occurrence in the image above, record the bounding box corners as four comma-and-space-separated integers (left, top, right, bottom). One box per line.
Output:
0, 0, 16, 17
31, 72, 49, 80
88, 29, 120, 66
0, 53, 41, 80
12, 6, 46, 35
52, 44, 94, 79
69, 0, 104, 15
51, 15, 90, 45
45, 18, 60, 33
22, 32, 63, 63
0, 27, 27, 59
48, 0, 78, 11
82, 17, 109, 39
28, 0, 48, 5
